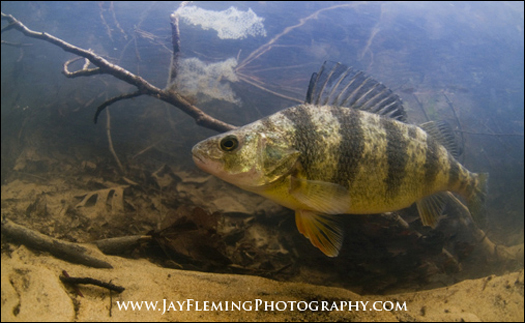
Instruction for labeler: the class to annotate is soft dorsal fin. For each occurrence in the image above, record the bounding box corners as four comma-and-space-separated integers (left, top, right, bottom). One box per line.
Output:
306, 61, 407, 122
420, 120, 463, 159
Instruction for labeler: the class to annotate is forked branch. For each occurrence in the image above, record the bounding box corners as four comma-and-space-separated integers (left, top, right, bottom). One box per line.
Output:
1, 11, 236, 133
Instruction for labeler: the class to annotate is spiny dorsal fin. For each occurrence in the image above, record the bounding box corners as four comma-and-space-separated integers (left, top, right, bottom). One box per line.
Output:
420, 120, 463, 159
306, 61, 407, 122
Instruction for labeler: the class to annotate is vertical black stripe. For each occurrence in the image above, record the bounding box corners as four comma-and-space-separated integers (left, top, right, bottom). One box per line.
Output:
261, 116, 276, 133
281, 105, 319, 179
447, 155, 460, 189
381, 117, 408, 199
424, 136, 440, 188
408, 126, 418, 139
330, 107, 364, 188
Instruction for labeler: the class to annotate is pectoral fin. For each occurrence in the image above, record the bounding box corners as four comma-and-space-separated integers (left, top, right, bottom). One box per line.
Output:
289, 176, 351, 214
295, 209, 344, 257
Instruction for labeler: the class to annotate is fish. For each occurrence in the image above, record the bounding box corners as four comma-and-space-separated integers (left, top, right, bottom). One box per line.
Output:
192, 61, 488, 257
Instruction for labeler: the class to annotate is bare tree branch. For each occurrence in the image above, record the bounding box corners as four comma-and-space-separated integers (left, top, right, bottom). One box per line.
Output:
1, 11, 236, 133
94, 91, 143, 123
63, 57, 103, 78
1, 217, 113, 269
1, 39, 32, 47
167, 6, 183, 85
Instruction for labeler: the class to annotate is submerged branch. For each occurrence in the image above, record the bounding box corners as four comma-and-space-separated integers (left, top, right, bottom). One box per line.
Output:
1, 217, 113, 269
237, 3, 362, 71
455, 130, 524, 137
411, 93, 430, 122
94, 91, 144, 123
442, 92, 466, 156
1, 39, 32, 47
446, 194, 523, 264
237, 73, 303, 103
93, 235, 151, 255
106, 108, 124, 173
1, 11, 236, 133
60, 272, 125, 293
63, 57, 103, 78
167, 1, 190, 85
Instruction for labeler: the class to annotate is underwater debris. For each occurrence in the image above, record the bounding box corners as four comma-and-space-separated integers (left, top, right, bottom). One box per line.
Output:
175, 6, 266, 40
150, 206, 232, 268
1, 217, 112, 269
172, 58, 241, 105
75, 186, 127, 216
0, 11, 236, 132
167, 5, 271, 106
60, 270, 125, 294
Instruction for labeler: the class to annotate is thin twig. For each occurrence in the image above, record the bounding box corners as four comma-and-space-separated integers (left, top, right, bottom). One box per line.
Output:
63, 57, 103, 78
167, 2, 190, 85
62, 270, 84, 297
442, 92, 466, 161
454, 130, 523, 137
132, 138, 165, 160
237, 74, 303, 104
237, 3, 363, 70
411, 93, 430, 122
109, 1, 126, 40
94, 91, 143, 123
106, 108, 124, 173
98, 2, 114, 42
110, 289, 114, 317
1, 40, 32, 47
60, 274, 125, 293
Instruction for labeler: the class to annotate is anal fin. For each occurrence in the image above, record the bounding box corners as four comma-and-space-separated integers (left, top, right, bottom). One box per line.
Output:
295, 210, 344, 257
416, 192, 448, 228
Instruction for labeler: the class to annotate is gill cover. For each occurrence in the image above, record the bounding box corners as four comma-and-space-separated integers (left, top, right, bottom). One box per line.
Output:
257, 132, 300, 185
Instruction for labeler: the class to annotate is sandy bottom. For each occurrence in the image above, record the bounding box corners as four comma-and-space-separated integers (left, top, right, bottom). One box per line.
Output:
1, 151, 524, 322
1, 244, 523, 322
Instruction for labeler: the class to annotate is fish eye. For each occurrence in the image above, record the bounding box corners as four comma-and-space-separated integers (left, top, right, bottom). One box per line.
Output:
220, 135, 239, 151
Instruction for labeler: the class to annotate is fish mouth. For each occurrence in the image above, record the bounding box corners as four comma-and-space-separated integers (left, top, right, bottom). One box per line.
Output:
192, 153, 202, 164
191, 149, 203, 162
191, 145, 208, 169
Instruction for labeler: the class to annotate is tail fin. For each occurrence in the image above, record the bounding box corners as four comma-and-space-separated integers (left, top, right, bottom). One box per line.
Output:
467, 172, 489, 223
